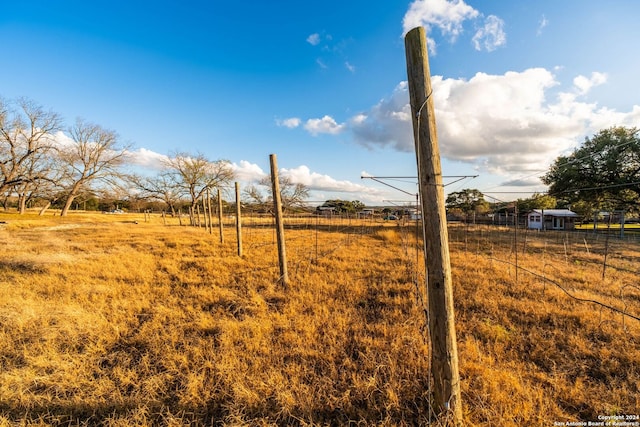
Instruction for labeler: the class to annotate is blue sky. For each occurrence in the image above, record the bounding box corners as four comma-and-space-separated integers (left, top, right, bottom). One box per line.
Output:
2, 0, 639, 205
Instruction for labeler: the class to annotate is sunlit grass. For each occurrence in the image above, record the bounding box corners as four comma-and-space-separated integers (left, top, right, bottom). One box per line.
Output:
575, 222, 640, 231
0, 213, 638, 425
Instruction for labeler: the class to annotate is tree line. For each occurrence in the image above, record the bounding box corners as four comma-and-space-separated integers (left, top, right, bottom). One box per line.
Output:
1, 96, 313, 221
2, 96, 385, 222
446, 126, 640, 221
7, 96, 634, 221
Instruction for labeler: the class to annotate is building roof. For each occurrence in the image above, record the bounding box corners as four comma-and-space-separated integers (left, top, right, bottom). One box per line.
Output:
530, 209, 578, 217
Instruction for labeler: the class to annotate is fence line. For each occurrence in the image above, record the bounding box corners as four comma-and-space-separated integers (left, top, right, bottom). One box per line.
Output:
447, 223, 640, 331
132, 209, 640, 334
489, 257, 640, 323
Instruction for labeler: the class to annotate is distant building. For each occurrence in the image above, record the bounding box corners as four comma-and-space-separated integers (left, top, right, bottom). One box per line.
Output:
315, 206, 336, 216
527, 209, 578, 230
405, 208, 421, 220
357, 208, 375, 218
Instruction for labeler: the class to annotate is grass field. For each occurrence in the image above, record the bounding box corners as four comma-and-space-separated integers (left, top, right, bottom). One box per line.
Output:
575, 222, 640, 234
0, 211, 638, 426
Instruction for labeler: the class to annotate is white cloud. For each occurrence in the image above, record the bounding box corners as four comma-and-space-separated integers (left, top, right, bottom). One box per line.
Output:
345, 61, 356, 73
281, 165, 385, 197
472, 15, 506, 52
54, 132, 170, 170
124, 147, 168, 170
315, 68, 640, 178
403, 0, 479, 39
537, 15, 549, 36
227, 162, 389, 204
231, 160, 266, 182
307, 31, 354, 72
307, 33, 321, 46
307, 32, 334, 49
350, 114, 368, 125
403, 0, 507, 54
303, 115, 345, 136
52, 130, 75, 147
501, 177, 546, 187
573, 72, 607, 95
228, 161, 390, 204
350, 81, 413, 152
276, 117, 301, 129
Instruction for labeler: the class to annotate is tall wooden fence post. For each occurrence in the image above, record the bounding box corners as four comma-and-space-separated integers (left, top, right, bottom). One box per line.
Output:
218, 188, 224, 243
270, 154, 289, 287
206, 188, 213, 234
202, 192, 209, 232
405, 26, 462, 424
235, 182, 243, 257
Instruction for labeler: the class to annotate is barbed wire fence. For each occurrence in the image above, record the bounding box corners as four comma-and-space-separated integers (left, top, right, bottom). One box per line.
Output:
139, 191, 640, 335
136, 193, 639, 425
447, 221, 640, 331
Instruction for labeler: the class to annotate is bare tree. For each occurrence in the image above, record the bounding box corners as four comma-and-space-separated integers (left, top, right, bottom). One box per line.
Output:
163, 152, 234, 224
0, 97, 62, 201
57, 118, 130, 216
244, 174, 309, 212
37, 187, 66, 216
13, 149, 58, 213
33, 157, 75, 215
127, 171, 184, 215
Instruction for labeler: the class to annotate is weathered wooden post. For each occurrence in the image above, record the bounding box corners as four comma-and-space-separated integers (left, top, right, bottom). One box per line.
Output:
207, 188, 213, 235
235, 182, 243, 257
514, 202, 519, 284
269, 154, 289, 287
201, 193, 209, 232
218, 188, 224, 243
405, 26, 462, 424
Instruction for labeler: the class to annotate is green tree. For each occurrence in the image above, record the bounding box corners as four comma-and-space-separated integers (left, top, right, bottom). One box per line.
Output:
445, 189, 489, 218
319, 199, 363, 214
516, 193, 557, 212
542, 126, 640, 214
351, 200, 365, 211
568, 199, 598, 220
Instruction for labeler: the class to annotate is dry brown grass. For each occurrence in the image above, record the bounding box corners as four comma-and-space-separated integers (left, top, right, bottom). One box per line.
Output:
448, 225, 640, 426
0, 212, 638, 426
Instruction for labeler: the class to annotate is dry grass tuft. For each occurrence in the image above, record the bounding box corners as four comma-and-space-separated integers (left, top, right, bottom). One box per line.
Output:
0, 212, 638, 425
